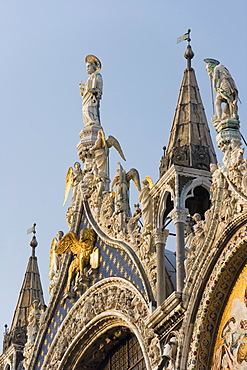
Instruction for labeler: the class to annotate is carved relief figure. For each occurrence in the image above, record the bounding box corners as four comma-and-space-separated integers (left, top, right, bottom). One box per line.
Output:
205, 59, 239, 122
79, 55, 103, 127
225, 140, 244, 188
55, 228, 97, 293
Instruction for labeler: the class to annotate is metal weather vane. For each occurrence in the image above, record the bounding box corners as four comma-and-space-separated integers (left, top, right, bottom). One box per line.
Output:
177, 29, 191, 44
27, 223, 36, 235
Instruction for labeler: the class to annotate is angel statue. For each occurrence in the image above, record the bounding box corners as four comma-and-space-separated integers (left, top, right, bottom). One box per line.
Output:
63, 162, 84, 206
111, 164, 141, 217
79, 55, 103, 127
90, 129, 126, 194
204, 58, 239, 123
138, 176, 154, 230
49, 230, 64, 279
55, 228, 97, 294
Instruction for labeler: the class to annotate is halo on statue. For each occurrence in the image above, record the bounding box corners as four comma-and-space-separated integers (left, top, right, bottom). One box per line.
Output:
85, 55, 102, 72
203, 58, 220, 65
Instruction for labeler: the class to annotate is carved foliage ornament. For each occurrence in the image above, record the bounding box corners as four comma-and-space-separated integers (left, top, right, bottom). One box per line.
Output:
42, 279, 161, 370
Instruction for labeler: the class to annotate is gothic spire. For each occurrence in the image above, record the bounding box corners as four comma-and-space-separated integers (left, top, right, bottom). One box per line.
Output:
3, 229, 45, 352
159, 44, 217, 177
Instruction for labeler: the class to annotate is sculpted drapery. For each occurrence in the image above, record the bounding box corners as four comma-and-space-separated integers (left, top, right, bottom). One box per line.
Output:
79, 55, 103, 127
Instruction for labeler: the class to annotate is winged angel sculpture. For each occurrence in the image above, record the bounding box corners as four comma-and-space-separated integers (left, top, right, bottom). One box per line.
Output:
55, 228, 97, 294
111, 164, 141, 216
90, 129, 126, 178
63, 162, 84, 206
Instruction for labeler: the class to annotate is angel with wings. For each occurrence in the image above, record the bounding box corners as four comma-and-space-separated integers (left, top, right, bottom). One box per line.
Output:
90, 129, 126, 180
63, 162, 84, 207
111, 164, 141, 216
55, 228, 97, 294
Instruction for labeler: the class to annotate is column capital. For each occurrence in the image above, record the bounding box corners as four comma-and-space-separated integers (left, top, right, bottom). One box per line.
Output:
153, 228, 169, 245
171, 207, 188, 224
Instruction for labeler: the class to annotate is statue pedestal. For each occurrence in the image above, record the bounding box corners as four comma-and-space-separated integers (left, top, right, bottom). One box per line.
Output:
77, 125, 101, 160
215, 118, 241, 149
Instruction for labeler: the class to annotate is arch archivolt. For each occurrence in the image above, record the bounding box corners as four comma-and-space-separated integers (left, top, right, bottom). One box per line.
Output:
183, 223, 247, 370
179, 177, 211, 209
42, 277, 161, 370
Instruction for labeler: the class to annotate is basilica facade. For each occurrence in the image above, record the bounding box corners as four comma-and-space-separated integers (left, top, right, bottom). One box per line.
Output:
1, 45, 247, 370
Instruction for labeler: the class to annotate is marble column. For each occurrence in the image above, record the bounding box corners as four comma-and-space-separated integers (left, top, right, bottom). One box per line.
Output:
171, 207, 188, 293
154, 228, 169, 306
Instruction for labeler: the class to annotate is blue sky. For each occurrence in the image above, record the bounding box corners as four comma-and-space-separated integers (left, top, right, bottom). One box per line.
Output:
0, 0, 247, 341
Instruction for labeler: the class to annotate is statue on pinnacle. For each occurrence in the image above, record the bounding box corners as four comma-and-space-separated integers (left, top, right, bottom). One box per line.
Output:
79, 55, 103, 127
204, 58, 239, 126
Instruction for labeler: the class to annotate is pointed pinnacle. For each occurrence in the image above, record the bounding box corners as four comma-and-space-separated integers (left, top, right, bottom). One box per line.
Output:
30, 235, 38, 256
184, 45, 194, 69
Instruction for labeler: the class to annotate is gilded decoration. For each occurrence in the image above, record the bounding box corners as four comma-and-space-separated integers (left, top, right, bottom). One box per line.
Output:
211, 263, 247, 369
55, 228, 97, 297
34, 214, 151, 369
187, 224, 247, 370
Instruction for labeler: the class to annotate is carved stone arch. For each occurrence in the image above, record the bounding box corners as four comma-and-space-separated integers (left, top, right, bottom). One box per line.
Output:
181, 221, 247, 370
180, 178, 211, 219
56, 314, 151, 370
180, 178, 211, 208
42, 277, 161, 370
157, 187, 175, 229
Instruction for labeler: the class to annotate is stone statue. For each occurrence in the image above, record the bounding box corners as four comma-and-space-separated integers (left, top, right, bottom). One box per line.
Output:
138, 177, 154, 230
49, 230, 64, 279
111, 164, 141, 217
55, 228, 97, 293
63, 162, 84, 206
90, 129, 126, 181
192, 213, 205, 244
127, 203, 142, 244
79, 55, 103, 127
204, 58, 239, 122
163, 336, 178, 370
26, 300, 41, 344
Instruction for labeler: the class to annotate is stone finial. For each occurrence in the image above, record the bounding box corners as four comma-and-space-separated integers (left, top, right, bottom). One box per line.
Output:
30, 236, 38, 257
184, 45, 194, 69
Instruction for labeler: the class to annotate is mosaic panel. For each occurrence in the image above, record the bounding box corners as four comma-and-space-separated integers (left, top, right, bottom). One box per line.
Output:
187, 225, 247, 370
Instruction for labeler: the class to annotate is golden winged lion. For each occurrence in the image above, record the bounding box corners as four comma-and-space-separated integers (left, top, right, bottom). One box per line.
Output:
55, 228, 97, 293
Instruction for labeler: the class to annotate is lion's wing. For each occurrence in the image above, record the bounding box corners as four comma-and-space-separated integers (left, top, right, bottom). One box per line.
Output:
55, 232, 81, 254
